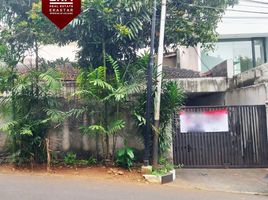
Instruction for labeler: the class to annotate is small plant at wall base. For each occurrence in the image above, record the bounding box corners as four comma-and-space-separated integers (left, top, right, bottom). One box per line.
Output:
63, 153, 98, 167
87, 156, 97, 166
152, 164, 173, 176
64, 153, 77, 166
116, 147, 135, 169
152, 157, 175, 176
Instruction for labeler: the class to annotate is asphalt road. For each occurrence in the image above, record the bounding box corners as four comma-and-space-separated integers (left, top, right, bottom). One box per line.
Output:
0, 173, 267, 200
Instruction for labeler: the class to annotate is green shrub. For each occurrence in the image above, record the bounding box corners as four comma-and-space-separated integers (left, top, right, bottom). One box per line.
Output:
159, 156, 168, 165
152, 157, 175, 176
76, 159, 88, 166
152, 163, 174, 176
116, 147, 135, 169
87, 156, 97, 166
134, 81, 184, 159
64, 152, 77, 166
0, 68, 62, 165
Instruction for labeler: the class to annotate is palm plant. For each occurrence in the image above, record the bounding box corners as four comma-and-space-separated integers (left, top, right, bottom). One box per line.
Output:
0, 68, 62, 165
134, 80, 185, 159
158, 81, 184, 156
74, 56, 142, 160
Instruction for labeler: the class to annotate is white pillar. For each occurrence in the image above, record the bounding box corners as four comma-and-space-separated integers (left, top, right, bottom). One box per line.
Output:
62, 119, 70, 151
82, 113, 90, 151
227, 59, 234, 79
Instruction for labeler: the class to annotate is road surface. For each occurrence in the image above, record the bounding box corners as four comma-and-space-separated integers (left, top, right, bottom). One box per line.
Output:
0, 173, 267, 200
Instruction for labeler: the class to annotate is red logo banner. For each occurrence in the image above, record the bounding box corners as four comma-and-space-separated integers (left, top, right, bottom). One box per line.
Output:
42, 0, 81, 29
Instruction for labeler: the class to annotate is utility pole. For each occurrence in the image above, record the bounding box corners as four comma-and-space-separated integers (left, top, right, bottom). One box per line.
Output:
152, 0, 167, 167
144, 0, 157, 166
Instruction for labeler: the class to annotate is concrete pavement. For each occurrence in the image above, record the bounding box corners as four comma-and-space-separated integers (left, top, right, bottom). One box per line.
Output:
0, 173, 267, 200
172, 169, 268, 195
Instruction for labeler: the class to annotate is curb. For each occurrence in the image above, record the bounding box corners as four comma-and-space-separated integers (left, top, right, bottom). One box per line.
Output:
143, 170, 176, 184
166, 182, 268, 196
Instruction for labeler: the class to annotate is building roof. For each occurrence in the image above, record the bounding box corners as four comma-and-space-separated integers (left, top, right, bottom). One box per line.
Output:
15, 59, 206, 81
16, 59, 79, 81
163, 66, 201, 79
57, 64, 79, 81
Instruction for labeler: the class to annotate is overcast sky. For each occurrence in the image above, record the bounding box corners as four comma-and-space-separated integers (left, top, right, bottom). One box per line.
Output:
217, 0, 268, 35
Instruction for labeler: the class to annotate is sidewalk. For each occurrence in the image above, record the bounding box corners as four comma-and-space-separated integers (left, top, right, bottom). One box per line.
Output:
169, 169, 268, 195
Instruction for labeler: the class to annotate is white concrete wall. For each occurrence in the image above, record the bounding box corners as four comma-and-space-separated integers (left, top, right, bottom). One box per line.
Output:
0, 113, 144, 156
0, 133, 7, 152
0, 118, 7, 153
225, 83, 268, 105
175, 77, 227, 93
179, 46, 200, 72
230, 63, 268, 88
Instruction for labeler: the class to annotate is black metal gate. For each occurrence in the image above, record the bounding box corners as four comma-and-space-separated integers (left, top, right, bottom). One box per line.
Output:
172, 105, 268, 168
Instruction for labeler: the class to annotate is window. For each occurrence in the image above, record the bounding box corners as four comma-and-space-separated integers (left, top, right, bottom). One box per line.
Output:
201, 38, 267, 74
253, 39, 266, 67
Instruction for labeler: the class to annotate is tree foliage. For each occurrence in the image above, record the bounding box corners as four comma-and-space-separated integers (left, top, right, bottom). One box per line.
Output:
70, 0, 237, 68
0, 0, 69, 164
74, 56, 142, 160
164, 0, 237, 48
0, 68, 62, 164
134, 79, 185, 157
0, 0, 75, 68
72, 0, 151, 68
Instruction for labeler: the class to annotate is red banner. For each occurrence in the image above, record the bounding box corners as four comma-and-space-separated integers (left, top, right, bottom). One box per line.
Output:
42, 0, 81, 29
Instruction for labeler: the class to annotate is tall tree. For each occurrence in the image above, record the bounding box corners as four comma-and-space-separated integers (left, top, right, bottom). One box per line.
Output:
71, 0, 237, 69
0, 0, 69, 164
0, 0, 75, 69
164, 0, 237, 48
72, 0, 151, 68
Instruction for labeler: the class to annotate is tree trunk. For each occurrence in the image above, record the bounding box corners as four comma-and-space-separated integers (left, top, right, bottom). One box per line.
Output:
45, 138, 51, 172
35, 39, 39, 71
95, 132, 100, 160
104, 103, 110, 160
112, 104, 120, 161
102, 36, 110, 160
34, 38, 40, 97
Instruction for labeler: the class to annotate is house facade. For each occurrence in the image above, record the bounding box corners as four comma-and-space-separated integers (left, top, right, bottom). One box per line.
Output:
201, 34, 268, 75
169, 6, 268, 167
164, 33, 268, 75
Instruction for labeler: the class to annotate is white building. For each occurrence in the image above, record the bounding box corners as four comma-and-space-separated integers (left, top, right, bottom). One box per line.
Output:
178, 0, 268, 74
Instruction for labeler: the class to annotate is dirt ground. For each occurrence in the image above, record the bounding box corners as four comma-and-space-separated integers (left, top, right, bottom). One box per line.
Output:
0, 164, 146, 184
